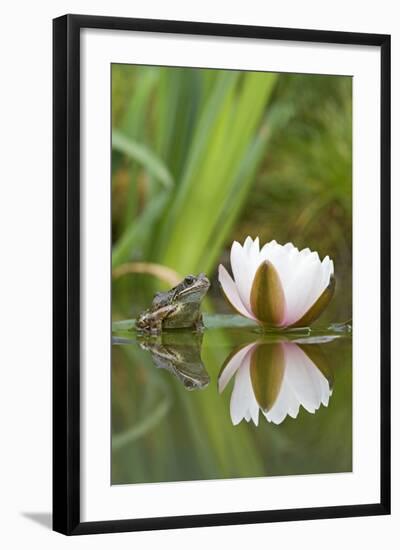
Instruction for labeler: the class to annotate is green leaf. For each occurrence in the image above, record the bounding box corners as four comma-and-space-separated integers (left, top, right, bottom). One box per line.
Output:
159, 71, 277, 274
121, 67, 158, 139
112, 129, 174, 189
112, 395, 171, 449
118, 67, 159, 232
199, 119, 273, 273
112, 319, 136, 332
112, 193, 169, 268
112, 313, 257, 333
203, 313, 258, 329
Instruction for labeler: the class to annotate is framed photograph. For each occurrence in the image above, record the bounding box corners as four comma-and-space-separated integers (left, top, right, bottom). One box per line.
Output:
53, 14, 391, 535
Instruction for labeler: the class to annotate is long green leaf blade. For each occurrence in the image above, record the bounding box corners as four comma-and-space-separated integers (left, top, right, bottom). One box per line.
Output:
112, 130, 174, 189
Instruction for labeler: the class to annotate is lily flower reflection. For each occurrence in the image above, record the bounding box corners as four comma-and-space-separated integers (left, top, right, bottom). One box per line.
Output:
218, 341, 333, 426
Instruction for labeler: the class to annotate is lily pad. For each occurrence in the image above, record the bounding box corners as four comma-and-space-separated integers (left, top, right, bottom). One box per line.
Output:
111, 314, 352, 341
203, 313, 258, 330
112, 313, 258, 333
112, 319, 136, 332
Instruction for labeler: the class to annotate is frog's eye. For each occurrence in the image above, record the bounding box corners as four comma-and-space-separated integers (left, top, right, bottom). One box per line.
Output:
184, 276, 194, 285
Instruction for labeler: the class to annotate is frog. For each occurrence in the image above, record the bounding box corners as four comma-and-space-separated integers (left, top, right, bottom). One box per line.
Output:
136, 273, 210, 333
137, 331, 210, 390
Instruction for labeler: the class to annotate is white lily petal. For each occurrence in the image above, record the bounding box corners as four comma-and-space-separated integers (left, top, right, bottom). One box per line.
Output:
249, 238, 262, 280
283, 242, 295, 251
230, 240, 265, 314
249, 391, 260, 426
267, 374, 300, 423
283, 343, 329, 414
243, 236, 254, 253
321, 255, 334, 289
321, 382, 333, 407
263, 358, 302, 424
260, 239, 277, 258
230, 362, 259, 426
263, 396, 287, 425
230, 241, 254, 313
218, 343, 256, 393
218, 264, 254, 319
251, 236, 260, 254
283, 258, 325, 326
262, 242, 299, 304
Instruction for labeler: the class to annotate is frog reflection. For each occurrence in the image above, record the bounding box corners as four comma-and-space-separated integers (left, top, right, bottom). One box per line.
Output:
138, 331, 210, 391
218, 340, 333, 426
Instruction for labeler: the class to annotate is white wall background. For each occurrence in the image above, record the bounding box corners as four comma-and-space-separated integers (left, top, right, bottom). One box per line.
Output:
0, 0, 398, 548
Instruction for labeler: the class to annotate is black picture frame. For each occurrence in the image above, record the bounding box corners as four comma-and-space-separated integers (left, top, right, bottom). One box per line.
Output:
53, 14, 391, 535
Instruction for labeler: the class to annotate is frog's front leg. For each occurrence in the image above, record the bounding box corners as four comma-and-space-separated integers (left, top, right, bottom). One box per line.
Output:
152, 303, 180, 333
194, 312, 205, 332
147, 318, 163, 334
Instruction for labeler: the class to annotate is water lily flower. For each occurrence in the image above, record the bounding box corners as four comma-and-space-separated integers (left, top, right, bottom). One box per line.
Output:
218, 237, 335, 328
218, 341, 332, 426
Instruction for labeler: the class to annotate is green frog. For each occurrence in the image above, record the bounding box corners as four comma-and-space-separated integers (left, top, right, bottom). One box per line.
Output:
136, 273, 210, 333
138, 331, 210, 390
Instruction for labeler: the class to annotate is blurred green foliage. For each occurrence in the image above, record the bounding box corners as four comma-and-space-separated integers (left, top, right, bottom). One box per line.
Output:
112, 65, 352, 323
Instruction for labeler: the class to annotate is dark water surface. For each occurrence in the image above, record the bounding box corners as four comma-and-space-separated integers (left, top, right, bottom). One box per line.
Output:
111, 322, 352, 485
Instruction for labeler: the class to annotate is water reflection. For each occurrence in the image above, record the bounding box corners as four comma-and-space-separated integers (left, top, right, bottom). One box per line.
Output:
218, 340, 333, 426
112, 325, 351, 484
137, 331, 210, 390
133, 329, 337, 420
